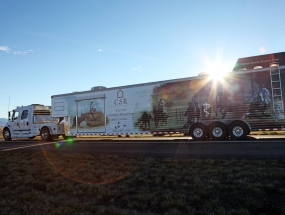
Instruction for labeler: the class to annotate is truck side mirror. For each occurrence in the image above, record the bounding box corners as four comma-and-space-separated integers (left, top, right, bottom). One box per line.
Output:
8, 112, 11, 120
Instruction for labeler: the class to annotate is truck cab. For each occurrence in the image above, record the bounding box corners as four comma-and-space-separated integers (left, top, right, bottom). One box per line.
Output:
2, 104, 65, 141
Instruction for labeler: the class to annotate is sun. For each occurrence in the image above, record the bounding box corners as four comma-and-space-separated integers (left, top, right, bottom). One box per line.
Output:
208, 68, 228, 81
203, 57, 231, 81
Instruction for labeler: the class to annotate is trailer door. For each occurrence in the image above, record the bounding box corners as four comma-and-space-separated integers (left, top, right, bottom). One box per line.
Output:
75, 94, 106, 133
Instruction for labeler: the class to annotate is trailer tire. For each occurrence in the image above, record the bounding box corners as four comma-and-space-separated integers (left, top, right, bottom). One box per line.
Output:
3, 128, 12, 141
189, 123, 207, 141
208, 122, 227, 140
41, 127, 51, 141
229, 122, 248, 140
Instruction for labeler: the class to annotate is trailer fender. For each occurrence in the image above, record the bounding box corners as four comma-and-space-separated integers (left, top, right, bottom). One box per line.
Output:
242, 120, 251, 135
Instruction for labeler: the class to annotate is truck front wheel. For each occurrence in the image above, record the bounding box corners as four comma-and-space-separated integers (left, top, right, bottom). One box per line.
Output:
41, 127, 51, 141
3, 128, 12, 141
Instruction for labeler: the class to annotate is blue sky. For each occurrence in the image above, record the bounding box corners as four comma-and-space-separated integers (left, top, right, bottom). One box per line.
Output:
1, 0, 285, 118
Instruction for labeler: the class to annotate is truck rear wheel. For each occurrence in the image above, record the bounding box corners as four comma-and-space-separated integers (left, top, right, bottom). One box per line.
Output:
189, 123, 207, 141
3, 128, 12, 141
208, 122, 227, 140
229, 122, 248, 140
41, 127, 51, 141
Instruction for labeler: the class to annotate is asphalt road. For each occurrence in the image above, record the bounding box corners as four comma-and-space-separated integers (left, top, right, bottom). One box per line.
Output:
1, 135, 285, 160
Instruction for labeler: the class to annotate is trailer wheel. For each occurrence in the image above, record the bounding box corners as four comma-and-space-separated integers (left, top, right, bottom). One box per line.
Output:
189, 123, 207, 141
3, 128, 12, 141
208, 122, 227, 140
229, 122, 248, 140
41, 127, 51, 141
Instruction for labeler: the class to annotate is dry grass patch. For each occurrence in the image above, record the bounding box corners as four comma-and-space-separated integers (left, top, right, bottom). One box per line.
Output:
0, 152, 285, 214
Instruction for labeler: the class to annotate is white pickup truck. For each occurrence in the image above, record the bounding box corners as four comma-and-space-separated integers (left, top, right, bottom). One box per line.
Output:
2, 104, 65, 141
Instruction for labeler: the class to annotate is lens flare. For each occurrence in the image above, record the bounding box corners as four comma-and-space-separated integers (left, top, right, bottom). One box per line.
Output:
259, 47, 266, 54
40, 139, 140, 185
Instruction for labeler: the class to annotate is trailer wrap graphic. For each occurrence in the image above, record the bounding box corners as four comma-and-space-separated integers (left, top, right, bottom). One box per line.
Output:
52, 70, 284, 135
75, 97, 106, 133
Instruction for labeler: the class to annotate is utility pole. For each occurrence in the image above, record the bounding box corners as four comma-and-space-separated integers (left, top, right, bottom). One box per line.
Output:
8, 96, 11, 112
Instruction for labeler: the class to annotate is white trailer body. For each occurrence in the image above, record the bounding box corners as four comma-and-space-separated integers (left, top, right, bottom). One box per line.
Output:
51, 52, 285, 140
3, 104, 65, 141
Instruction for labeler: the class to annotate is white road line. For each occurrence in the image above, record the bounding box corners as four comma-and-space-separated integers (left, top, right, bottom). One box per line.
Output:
1, 141, 61, 152
0, 144, 37, 150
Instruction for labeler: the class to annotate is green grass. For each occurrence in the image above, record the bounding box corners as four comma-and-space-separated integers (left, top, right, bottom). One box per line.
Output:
0, 152, 285, 215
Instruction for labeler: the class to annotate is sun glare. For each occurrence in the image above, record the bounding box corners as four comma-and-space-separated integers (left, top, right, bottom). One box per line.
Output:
203, 56, 231, 81
209, 69, 228, 81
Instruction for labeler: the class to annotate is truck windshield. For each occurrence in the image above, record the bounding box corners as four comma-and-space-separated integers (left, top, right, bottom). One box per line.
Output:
34, 115, 58, 124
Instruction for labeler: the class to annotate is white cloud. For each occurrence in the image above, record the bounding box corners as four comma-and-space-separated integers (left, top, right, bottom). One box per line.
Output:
0, 46, 37, 55
98, 49, 103, 52
0, 46, 10, 52
131, 66, 142, 71
13, 51, 27, 55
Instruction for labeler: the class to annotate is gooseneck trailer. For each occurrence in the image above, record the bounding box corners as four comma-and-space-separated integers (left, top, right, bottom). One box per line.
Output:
51, 52, 285, 140
3, 52, 285, 141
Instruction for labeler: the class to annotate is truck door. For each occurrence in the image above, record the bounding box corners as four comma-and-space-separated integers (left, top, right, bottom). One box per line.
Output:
20, 110, 30, 134
11, 110, 20, 135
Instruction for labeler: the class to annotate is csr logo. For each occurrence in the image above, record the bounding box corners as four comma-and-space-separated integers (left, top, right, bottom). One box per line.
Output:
114, 89, 128, 105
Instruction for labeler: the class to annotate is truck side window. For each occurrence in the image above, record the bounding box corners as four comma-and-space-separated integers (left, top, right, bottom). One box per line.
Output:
13, 111, 19, 120
21, 110, 28, 120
